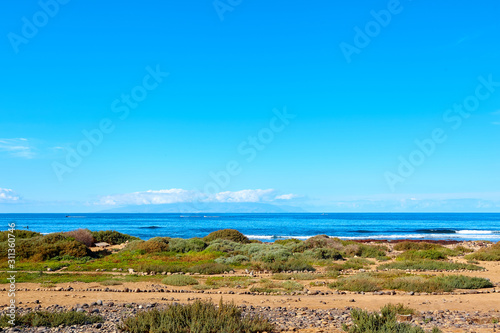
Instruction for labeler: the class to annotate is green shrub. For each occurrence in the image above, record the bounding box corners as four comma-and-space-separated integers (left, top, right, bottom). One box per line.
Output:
305, 235, 343, 250
194, 276, 255, 290
0, 230, 40, 242
162, 275, 199, 286
384, 275, 440, 293
259, 259, 315, 273
379, 260, 484, 271
215, 255, 250, 265
124, 240, 146, 252
343, 304, 439, 333
272, 272, 317, 280
137, 237, 170, 253
189, 263, 231, 275
0, 311, 103, 328
206, 239, 242, 253
465, 242, 500, 261
328, 258, 374, 273
329, 272, 493, 293
169, 238, 207, 253
252, 247, 292, 263
394, 242, 440, 251
384, 303, 415, 315
307, 248, 343, 260
342, 243, 387, 259
119, 299, 274, 333
1, 233, 92, 261
432, 275, 493, 290
250, 279, 303, 293
397, 249, 448, 261
274, 238, 302, 246
204, 229, 250, 244
91, 230, 139, 245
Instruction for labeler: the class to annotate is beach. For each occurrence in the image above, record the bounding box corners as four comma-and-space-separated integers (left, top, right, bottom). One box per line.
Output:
1, 234, 500, 332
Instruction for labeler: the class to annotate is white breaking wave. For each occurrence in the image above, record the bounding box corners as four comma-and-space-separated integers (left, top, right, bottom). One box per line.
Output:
456, 230, 497, 234
245, 233, 500, 241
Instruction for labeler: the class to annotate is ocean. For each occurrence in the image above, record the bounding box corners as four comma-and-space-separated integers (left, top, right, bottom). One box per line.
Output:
1, 213, 499, 242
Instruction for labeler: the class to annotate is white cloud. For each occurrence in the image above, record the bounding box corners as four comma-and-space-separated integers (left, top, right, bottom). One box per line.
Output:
214, 189, 276, 203
98, 188, 299, 206
99, 189, 201, 206
0, 138, 35, 158
0, 188, 21, 203
275, 193, 300, 200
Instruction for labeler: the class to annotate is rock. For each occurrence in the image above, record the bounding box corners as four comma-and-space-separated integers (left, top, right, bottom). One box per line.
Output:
396, 314, 412, 322
96, 300, 103, 306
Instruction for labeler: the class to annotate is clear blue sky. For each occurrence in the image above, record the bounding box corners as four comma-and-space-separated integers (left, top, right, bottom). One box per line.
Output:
1, 0, 500, 212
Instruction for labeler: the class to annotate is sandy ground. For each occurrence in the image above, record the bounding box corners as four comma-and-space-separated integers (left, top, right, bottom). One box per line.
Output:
2, 245, 500, 332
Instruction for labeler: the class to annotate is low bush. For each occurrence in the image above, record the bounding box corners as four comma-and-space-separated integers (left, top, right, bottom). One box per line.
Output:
307, 248, 343, 260
343, 304, 441, 333
0, 230, 40, 242
327, 258, 374, 273
162, 275, 199, 286
137, 237, 170, 253
215, 255, 250, 265
193, 276, 255, 290
206, 239, 242, 253
274, 238, 302, 246
343, 243, 388, 259
204, 229, 250, 244
397, 249, 448, 261
169, 238, 207, 253
432, 275, 493, 290
252, 247, 292, 263
379, 260, 484, 271
250, 279, 303, 293
330, 272, 493, 293
189, 263, 231, 275
394, 242, 441, 251
91, 230, 139, 245
465, 242, 500, 261
305, 235, 343, 250
119, 299, 274, 333
1, 233, 92, 261
0, 311, 103, 328
272, 272, 317, 280
64, 229, 95, 247
258, 258, 315, 273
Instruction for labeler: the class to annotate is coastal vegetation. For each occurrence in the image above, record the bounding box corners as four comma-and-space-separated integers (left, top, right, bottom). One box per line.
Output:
328, 272, 493, 293
119, 299, 274, 333
0, 311, 103, 328
0, 229, 497, 294
343, 304, 441, 333
465, 242, 500, 261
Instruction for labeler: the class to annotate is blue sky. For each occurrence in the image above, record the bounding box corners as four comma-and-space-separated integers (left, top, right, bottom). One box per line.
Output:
1, 0, 500, 212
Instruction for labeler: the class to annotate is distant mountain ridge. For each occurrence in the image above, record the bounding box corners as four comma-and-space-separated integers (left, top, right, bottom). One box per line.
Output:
99, 202, 306, 213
